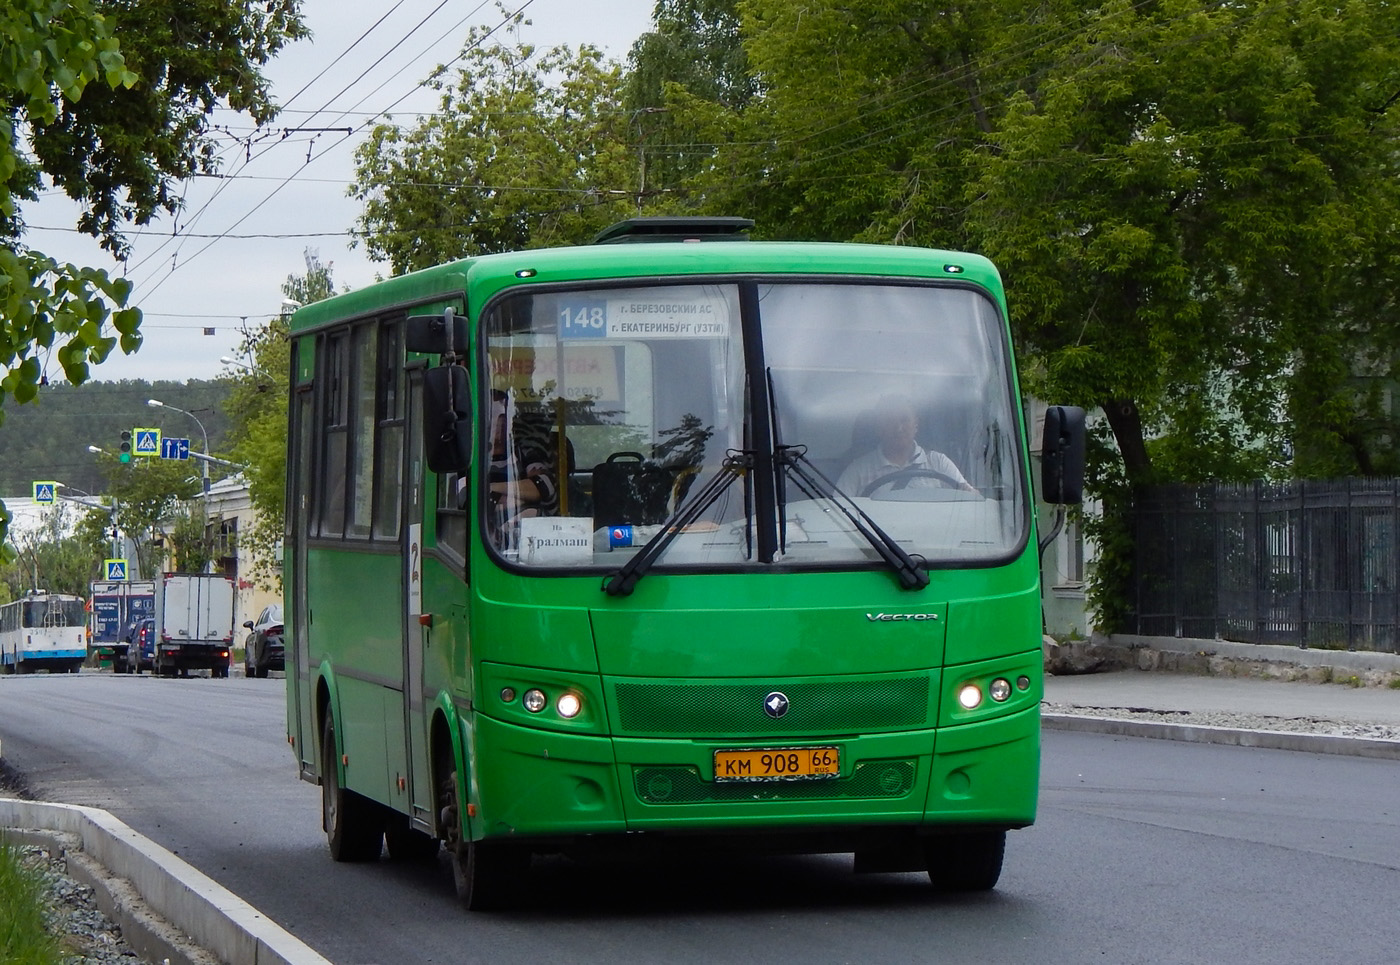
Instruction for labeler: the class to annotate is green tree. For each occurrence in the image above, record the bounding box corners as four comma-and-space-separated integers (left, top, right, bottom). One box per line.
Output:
351, 23, 638, 270
624, 0, 755, 197
224, 250, 339, 590
0, 501, 105, 598
2, 0, 307, 552
94, 452, 199, 579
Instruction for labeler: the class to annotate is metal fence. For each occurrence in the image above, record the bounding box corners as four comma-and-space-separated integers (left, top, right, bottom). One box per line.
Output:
1131, 479, 1400, 652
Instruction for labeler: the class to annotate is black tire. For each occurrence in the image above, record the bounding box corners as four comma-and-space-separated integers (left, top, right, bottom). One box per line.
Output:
441, 768, 526, 910
925, 830, 1006, 892
320, 714, 383, 862
256, 665, 269, 679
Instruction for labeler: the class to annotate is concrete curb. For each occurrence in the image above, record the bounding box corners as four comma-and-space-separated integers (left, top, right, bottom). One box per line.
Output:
1042, 712, 1400, 760
0, 797, 330, 965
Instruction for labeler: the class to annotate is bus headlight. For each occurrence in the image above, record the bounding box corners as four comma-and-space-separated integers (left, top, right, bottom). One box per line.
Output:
556, 692, 582, 719
957, 684, 982, 710
989, 678, 1012, 702
522, 688, 548, 713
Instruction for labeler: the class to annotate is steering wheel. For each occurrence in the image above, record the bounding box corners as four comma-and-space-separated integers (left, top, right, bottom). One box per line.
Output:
859, 467, 963, 497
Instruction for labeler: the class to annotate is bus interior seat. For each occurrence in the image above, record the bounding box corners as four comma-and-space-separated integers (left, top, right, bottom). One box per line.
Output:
591, 451, 675, 525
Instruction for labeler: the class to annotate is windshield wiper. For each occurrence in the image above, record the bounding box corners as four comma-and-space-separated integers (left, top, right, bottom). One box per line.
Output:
777, 444, 930, 591
602, 451, 750, 597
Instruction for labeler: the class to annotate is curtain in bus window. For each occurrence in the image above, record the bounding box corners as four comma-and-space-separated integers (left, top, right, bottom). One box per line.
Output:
758, 283, 1027, 565
482, 284, 746, 568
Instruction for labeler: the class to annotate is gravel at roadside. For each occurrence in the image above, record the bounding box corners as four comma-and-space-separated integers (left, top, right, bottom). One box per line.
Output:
14, 844, 150, 965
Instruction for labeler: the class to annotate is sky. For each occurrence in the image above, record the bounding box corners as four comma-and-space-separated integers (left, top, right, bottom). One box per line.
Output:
24, 0, 656, 384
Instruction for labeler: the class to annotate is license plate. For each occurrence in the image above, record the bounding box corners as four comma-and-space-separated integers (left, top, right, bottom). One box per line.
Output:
713, 746, 839, 782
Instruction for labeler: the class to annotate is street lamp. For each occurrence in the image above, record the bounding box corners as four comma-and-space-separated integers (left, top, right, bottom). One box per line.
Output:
147, 399, 210, 496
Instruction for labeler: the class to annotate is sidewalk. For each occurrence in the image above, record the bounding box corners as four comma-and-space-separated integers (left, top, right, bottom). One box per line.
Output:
1041, 635, 1400, 759
1045, 670, 1400, 726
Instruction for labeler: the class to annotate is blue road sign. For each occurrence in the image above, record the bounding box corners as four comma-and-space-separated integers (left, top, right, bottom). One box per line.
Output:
132, 427, 161, 457
33, 481, 56, 503
161, 437, 191, 460
104, 559, 128, 581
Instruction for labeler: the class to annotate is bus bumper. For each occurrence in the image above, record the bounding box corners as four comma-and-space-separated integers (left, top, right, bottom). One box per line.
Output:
468, 706, 1038, 841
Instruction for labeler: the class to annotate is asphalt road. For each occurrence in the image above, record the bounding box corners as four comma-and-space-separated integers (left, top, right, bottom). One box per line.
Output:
2, 673, 1398, 964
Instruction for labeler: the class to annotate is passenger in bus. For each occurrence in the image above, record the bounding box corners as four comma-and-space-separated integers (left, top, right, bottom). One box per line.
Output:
486, 390, 560, 542
837, 394, 976, 496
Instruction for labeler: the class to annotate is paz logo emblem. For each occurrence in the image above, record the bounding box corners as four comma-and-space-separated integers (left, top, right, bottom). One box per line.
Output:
763, 691, 789, 719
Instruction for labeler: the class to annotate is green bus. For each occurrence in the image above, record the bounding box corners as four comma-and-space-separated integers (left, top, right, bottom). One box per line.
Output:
284, 217, 1084, 909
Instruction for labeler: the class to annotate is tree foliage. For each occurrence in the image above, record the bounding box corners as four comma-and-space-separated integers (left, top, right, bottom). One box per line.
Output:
351, 22, 638, 269
93, 450, 199, 579
0, 500, 108, 599
0, 379, 232, 496
628, 0, 1400, 628
1, 0, 306, 553
223, 250, 338, 590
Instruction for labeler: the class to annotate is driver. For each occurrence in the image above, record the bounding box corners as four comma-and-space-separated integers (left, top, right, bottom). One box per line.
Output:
837, 394, 975, 495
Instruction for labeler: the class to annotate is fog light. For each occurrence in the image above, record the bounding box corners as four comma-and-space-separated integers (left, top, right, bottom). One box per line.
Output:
957, 684, 982, 710
990, 678, 1012, 702
522, 688, 547, 713
500, 687, 516, 703
556, 692, 582, 719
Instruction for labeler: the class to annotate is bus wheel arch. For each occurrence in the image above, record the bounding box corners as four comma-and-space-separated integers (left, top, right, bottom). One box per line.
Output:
432, 711, 526, 910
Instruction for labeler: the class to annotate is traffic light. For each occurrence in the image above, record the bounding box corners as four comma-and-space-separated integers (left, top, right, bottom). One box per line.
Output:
119, 429, 132, 463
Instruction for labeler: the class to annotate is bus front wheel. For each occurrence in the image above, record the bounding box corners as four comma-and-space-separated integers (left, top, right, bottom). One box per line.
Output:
925, 830, 1005, 892
441, 768, 526, 910
320, 715, 384, 862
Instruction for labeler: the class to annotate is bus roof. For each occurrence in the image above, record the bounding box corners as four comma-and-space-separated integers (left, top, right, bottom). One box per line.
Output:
288, 239, 1004, 332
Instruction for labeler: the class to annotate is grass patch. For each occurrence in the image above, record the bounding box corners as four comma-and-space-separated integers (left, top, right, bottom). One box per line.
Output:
0, 836, 62, 965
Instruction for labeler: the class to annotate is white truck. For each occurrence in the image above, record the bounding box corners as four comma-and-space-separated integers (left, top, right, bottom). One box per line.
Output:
152, 573, 236, 678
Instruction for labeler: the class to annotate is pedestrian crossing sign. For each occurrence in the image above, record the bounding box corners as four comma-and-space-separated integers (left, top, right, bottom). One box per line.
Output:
104, 559, 128, 581
33, 481, 57, 504
132, 427, 161, 457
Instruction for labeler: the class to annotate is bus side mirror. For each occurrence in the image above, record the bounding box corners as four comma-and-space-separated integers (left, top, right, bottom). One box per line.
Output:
406, 308, 467, 355
1041, 405, 1086, 505
423, 365, 472, 473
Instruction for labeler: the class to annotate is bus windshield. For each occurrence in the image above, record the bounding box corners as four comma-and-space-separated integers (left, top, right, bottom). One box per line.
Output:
482, 280, 1026, 571
22, 596, 85, 628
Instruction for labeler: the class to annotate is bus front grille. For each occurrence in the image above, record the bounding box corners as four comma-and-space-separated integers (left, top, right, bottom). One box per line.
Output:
611, 675, 931, 736
633, 760, 917, 804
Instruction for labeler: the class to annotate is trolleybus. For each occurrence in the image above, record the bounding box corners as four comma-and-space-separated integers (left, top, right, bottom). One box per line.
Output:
1, 590, 87, 674
284, 217, 1085, 909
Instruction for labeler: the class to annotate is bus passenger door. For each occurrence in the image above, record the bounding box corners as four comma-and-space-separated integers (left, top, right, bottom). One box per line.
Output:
288, 382, 316, 779
402, 369, 434, 826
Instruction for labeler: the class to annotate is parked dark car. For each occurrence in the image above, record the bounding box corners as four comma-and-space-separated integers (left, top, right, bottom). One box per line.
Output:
124, 617, 156, 674
242, 604, 284, 678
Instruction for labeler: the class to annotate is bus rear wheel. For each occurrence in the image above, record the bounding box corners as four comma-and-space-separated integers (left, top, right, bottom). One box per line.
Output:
440, 768, 526, 910
320, 714, 383, 862
925, 830, 1005, 892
